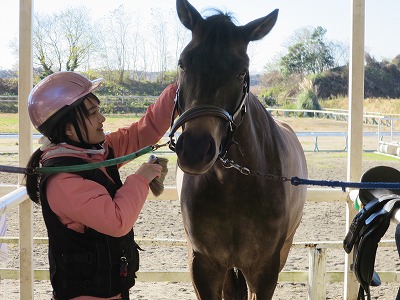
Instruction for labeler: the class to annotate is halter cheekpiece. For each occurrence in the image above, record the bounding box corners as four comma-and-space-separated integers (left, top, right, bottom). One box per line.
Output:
168, 73, 250, 159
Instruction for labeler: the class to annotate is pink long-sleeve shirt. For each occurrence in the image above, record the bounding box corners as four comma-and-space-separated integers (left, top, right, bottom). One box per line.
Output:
42, 83, 177, 300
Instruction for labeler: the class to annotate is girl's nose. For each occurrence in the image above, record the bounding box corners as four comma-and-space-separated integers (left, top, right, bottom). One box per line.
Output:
99, 112, 106, 122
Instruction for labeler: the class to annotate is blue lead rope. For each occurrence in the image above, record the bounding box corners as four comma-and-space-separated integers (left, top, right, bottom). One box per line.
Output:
291, 176, 400, 192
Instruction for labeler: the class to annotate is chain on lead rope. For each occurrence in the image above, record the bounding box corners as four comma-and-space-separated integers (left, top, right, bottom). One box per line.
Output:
219, 157, 291, 182
219, 157, 400, 191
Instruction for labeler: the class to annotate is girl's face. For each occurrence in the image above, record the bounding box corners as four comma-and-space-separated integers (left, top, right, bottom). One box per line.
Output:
66, 96, 106, 145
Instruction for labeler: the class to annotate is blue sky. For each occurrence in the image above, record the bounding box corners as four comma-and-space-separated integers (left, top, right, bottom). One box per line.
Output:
1, 0, 399, 73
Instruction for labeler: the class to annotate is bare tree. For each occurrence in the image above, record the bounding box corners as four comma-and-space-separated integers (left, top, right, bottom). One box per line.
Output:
60, 8, 96, 71
33, 7, 97, 77
172, 11, 190, 71
328, 40, 349, 68
99, 5, 133, 83
33, 15, 55, 76
138, 34, 152, 81
127, 14, 142, 80
150, 8, 169, 83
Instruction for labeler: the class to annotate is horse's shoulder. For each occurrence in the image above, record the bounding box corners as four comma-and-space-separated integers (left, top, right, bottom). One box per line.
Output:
274, 118, 295, 134
247, 95, 296, 136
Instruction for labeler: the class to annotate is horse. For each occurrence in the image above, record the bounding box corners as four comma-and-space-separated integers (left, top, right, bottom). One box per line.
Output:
168, 0, 308, 299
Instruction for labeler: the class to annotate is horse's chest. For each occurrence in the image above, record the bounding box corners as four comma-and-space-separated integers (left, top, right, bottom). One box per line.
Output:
181, 185, 281, 248
179, 170, 286, 254
181, 176, 279, 216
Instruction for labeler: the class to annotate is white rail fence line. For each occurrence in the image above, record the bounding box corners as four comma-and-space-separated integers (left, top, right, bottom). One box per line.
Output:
267, 110, 400, 156
377, 117, 400, 157
265, 108, 390, 125
1, 185, 400, 299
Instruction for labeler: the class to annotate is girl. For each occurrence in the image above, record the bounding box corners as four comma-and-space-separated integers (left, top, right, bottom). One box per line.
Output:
25, 71, 177, 300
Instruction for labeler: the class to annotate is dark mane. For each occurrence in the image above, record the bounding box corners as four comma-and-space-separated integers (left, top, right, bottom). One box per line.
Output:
196, 10, 239, 45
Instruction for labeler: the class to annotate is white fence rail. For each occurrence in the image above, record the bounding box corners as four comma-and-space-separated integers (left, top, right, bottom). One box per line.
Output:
377, 117, 400, 157
266, 108, 388, 124
1, 185, 400, 299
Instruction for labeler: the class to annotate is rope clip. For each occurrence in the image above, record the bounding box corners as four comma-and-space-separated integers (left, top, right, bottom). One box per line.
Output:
151, 141, 170, 151
219, 157, 250, 175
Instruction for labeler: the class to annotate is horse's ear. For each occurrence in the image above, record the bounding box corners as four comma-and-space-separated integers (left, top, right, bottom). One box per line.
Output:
176, 0, 203, 30
241, 9, 279, 42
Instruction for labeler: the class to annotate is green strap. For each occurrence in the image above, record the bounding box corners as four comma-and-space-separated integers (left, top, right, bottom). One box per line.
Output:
36, 145, 154, 174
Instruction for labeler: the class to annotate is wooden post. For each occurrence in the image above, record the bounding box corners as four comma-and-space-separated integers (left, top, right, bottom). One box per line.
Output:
18, 0, 33, 298
345, 0, 365, 299
308, 247, 327, 300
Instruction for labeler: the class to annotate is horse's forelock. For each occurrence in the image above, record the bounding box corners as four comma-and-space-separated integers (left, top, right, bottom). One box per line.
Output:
203, 9, 237, 24
186, 11, 247, 71
180, 9, 249, 100
193, 11, 240, 45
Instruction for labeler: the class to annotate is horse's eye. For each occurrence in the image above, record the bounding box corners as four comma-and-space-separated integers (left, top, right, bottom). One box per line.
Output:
237, 72, 246, 80
178, 61, 185, 72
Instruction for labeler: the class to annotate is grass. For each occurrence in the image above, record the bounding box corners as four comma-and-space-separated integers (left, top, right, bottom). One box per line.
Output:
1, 111, 400, 187
363, 152, 400, 161
0, 113, 142, 133
0, 114, 19, 133
103, 114, 141, 132
321, 97, 400, 116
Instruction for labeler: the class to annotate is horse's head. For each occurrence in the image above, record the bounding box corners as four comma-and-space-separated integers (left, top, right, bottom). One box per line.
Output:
170, 0, 278, 175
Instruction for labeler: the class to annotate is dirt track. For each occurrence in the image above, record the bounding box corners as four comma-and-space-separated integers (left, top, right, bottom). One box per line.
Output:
1, 117, 400, 299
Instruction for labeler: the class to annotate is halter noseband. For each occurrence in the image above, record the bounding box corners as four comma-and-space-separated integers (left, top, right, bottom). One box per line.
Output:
168, 73, 250, 159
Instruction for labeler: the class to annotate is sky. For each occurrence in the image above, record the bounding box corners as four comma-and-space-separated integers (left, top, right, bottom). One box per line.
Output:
1, 0, 399, 73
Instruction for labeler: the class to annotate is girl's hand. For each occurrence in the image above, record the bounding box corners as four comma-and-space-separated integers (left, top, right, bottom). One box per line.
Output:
135, 162, 162, 184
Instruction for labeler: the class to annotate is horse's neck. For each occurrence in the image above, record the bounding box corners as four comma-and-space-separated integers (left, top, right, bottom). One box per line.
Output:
241, 94, 277, 137
233, 94, 279, 157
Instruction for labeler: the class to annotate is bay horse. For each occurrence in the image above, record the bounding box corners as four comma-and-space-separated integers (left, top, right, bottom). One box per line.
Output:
169, 0, 308, 299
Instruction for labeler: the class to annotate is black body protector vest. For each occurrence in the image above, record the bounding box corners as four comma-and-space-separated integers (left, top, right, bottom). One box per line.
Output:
39, 149, 139, 300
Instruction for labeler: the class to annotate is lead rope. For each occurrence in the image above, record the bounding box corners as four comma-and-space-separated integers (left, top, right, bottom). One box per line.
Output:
0, 143, 169, 175
3, 142, 400, 190
291, 177, 400, 191
219, 157, 400, 190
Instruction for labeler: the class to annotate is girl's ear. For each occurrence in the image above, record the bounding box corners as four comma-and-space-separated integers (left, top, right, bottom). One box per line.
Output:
65, 123, 75, 138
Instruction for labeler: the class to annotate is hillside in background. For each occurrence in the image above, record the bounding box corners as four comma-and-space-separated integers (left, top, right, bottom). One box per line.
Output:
1, 53, 399, 116
314, 54, 400, 99
253, 54, 400, 114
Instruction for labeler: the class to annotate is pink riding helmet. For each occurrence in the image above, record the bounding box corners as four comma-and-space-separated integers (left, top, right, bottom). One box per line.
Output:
28, 71, 103, 133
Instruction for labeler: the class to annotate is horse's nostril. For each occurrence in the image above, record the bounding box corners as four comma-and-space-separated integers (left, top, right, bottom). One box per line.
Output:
208, 141, 214, 154
175, 131, 217, 170
205, 140, 216, 160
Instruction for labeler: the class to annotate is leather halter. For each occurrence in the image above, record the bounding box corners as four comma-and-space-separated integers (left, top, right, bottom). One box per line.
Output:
168, 73, 249, 159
